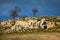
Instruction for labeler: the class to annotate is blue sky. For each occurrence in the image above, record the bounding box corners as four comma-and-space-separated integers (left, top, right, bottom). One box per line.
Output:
0, 0, 60, 20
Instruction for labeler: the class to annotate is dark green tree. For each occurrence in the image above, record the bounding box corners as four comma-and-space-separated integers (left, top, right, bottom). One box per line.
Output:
10, 6, 20, 25
32, 8, 38, 16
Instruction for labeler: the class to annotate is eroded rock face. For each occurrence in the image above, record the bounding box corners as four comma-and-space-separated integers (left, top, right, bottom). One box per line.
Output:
40, 18, 55, 29
10, 20, 38, 31
1, 18, 55, 32
15, 20, 29, 28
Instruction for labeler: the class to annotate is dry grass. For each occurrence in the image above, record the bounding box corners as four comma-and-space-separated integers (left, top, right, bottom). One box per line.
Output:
0, 33, 60, 40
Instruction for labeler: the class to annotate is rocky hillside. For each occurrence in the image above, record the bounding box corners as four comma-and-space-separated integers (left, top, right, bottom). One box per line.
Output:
0, 16, 60, 33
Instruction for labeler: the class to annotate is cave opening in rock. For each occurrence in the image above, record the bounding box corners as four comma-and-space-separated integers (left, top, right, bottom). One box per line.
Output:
44, 26, 47, 29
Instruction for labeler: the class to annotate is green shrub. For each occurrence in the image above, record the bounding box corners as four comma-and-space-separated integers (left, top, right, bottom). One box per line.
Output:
0, 27, 4, 36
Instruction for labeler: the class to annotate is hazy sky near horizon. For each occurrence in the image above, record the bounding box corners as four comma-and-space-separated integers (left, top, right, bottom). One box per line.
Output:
0, 0, 60, 20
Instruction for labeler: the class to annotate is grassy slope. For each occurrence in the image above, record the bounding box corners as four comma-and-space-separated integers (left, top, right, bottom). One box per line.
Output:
0, 33, 60, 40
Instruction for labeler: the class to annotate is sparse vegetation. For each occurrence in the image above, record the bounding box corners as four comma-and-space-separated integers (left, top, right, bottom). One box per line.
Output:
0, 27, 4, 36
0, 16, 60, 35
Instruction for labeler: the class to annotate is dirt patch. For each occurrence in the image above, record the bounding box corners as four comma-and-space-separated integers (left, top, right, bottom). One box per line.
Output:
1, 33, 60, 40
